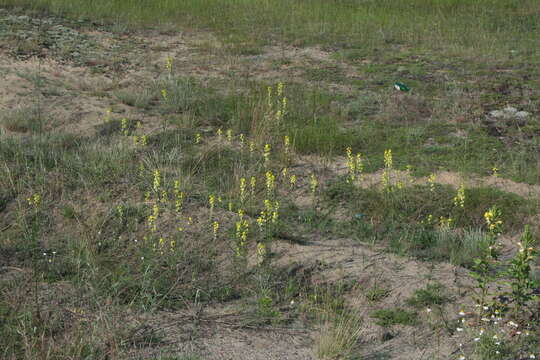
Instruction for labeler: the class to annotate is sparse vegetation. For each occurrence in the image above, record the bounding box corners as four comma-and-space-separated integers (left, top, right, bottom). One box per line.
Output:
406, 283, 450, 309
0, 1, 539, 359
365, 283, 390, 303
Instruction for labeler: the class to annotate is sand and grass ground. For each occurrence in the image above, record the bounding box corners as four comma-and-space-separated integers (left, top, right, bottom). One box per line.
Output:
0, 1, 539, 359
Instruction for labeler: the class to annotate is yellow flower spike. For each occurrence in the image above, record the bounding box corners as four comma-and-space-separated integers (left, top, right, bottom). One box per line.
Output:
239, 177, 247, 204
282, 167, 288, 179
188, 217, 193, 225
284, 135, 290, 154
226, 129, 233, 142
133, 135, 139, 145
310, 174, 318, 194
160, 190, 168, 203
228, 201, 233, 212
148, 204, 159, 232
484, 205, 503, 235
141, 135, 148, 146
281, 96, 287, 114
235, 216, 249, 258
272, 201, 280, 224
161, 88, 168, 100
216, 128, 223, 140
264, 199, 272, 213
153, 170, 161, 193
34, 193, 41, 207
454, 183, 466, 208
290, 174, 297, 188
384, 149, 393, 169
27, 193, 41, 208
265, 171, 275, 197
257, 242, 267, 259
256, 215, 265, 230
438, 216, 453, 229
275, 109, 283, 123
263, 143, 271, 165
428, 173, 436, 193
166, 56, 173, 75
346, 147, 355, 183
116, 204, 124, 219
382, 149, 393, 192
492, 166, 499, 177
277, 82, 284, 97
235, 222, 243, 245
213, 221, 219, 240
239, 133, 245, 149
195, 133, 201, 144
121, 117, 129, 136
103, 107, 112, 123
249, 141, 255, 156
174, 191, 184, 214
209, 194, 215, 213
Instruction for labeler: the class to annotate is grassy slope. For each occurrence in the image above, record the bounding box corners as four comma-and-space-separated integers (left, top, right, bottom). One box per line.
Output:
0, 2, 539, 359
1, 0, 539, 53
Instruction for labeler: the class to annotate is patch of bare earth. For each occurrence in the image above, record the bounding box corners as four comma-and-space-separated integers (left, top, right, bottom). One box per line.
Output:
134, 309, 314, 360
1, 26, 358, 140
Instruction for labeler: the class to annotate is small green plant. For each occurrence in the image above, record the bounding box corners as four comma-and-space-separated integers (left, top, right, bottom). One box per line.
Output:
469, 242, 498, 316
256, 290, 281, 324
504, 226, 538, 314
365, 283, 390, 302
469, 205, 503, 316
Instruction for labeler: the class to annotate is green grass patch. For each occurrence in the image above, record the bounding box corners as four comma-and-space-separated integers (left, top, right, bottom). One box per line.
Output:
323, 181, 538, 263
405, 283, 450, 309
371, 308, 418, 327
4, 0, 538, 61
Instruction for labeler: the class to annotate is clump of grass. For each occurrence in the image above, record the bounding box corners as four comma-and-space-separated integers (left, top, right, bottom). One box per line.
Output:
1, 107, 44, 133
405, 283, 449, 309
156, 76, 202, 114
289, 116, 358, 155
371, 308, 418, 327
365, 283, 390, 303
114, 86, 155, 109
315, 309, 363, 360
436, 228, 494, 267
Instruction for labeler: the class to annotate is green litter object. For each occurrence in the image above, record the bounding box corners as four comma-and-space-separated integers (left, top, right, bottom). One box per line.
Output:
394, 82, 410, 92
